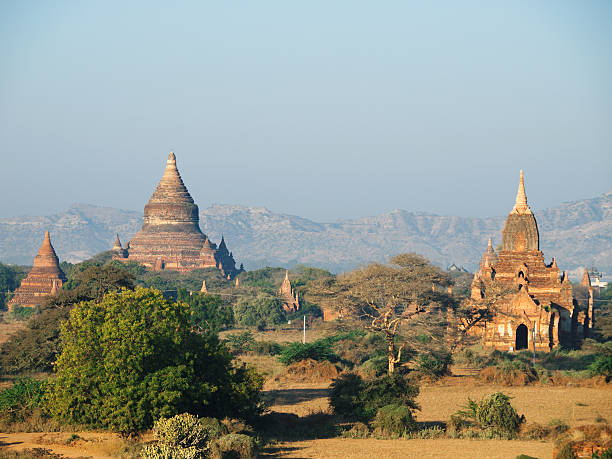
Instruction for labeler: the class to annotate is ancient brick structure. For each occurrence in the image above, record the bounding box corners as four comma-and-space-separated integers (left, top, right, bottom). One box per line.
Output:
114, 152, 242, 277
279, 270, 300, 313
8, 231, 66, 311
468, 171, 591, 351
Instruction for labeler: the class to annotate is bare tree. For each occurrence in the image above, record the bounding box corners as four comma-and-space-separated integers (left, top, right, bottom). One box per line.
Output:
310, 254, 453, 374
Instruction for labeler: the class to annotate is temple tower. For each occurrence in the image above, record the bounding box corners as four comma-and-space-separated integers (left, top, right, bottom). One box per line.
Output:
8, 231, 67, 311
279, 270, 300, 313
467, 170, 585, 351
117, 152, 241, 276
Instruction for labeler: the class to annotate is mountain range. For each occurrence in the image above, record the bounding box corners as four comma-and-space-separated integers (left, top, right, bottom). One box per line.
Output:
1, 191, 611, 280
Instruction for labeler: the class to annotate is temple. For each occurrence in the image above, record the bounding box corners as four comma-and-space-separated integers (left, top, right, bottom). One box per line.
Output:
8, 231, 66, 311
114, 152, 242, 277
279, 270, 300, 313
467, 171, 591, 351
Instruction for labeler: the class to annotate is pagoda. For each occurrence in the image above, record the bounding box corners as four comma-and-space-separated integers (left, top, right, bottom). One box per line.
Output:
114, 152, 241, 276
8, 231, 66, 311
279, 270, 300, 313
468, 170, 591, 351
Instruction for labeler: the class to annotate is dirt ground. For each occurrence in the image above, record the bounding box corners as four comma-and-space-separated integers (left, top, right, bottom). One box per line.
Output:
1, 380, 611, 458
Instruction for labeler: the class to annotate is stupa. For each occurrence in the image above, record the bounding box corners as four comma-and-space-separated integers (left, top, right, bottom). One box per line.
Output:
8, 231, 67, 311
115, 152, 241, 276
279, 270, 300, 313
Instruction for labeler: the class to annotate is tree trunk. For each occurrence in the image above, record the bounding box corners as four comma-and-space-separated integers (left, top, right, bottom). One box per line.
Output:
387, 335, 395, 374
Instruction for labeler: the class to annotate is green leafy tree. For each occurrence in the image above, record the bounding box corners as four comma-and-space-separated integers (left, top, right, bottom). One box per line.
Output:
46, 287, 263, 433
1, 264, 135, 374
177, 289, 234, 333
0, 263, 27, 310
233, 292, 286, 328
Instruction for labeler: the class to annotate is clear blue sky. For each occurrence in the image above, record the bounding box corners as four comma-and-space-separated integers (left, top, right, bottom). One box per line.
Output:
1, 1, 610, 221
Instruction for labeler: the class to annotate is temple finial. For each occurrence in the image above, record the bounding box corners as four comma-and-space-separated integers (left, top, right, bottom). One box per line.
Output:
487, 238, 493, 251
168, 151, 176, 162
285, 269, 289, 280
512, 169, 532, 215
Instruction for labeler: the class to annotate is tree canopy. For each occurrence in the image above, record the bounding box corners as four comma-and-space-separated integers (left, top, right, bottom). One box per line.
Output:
46, 287, 263, 433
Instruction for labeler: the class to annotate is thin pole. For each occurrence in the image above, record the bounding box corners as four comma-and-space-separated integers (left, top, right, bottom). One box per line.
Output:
532, 324, 536, 366
303, 315, 306, 344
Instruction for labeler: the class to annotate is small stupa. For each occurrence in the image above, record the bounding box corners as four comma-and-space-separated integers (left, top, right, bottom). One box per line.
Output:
8, 231, 67, 311
278, 270, 300, 313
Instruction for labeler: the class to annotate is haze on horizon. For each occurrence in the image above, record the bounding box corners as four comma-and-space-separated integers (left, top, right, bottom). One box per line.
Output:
0, 1, 610, 222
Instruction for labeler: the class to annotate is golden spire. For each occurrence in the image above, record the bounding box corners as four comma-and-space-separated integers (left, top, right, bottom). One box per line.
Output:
512, 170, 532, 215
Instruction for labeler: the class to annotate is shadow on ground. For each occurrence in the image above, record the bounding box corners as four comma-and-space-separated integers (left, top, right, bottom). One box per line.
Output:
263, 388, 329, 407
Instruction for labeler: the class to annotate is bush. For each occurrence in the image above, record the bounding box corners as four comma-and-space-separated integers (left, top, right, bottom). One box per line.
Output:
251, 340, 283, 356
10, 305, 36, 321
153, 413, 211, 451
589, 354, 612, 381
0, 378, 47, 423
329, 372, 420, 423
279, 340, 337, 365
46, 288, 264, 433
479, 360, 538, 386
451, 392, 524, 437
415, 352, 452, 380
177, 290, 234, 333
372, 403, 417, 437
210, 433, 257, 459
225, 331, 255, 355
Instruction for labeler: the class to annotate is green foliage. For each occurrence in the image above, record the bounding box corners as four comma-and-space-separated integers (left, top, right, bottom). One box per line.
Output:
1, 264, 136, 374
9, 304, 36, 321
329, 372, 420, 423
225, 331, 255, 354
279, 340, 337, 365
250, 340, 283, 356
372, 403, 417, 436
451, 392, 524, 437
0, 378, 47, 423
45, 287, 264, 433
0, 263, 27, 310
233, 292, 286, 328
415, 351, 452, 379
143, 413, 215, 458
589, 353, 612, 380
286, 302, 323, 320
177, 289, 234, 333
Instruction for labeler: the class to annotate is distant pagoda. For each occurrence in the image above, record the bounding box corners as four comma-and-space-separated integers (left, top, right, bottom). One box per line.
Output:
8, 231, 66, 311
114, 152, 241, 276
278, 270, 300, 313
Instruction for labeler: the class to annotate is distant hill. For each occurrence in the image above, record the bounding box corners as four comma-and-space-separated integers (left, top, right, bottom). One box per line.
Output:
1, 191, 610, 279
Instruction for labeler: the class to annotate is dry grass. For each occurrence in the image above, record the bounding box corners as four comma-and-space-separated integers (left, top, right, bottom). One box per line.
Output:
220, 325, 333, 344
0, 318, 27, 346
0, 432, 146, 459
416, 382, 612, 426
260, 438, 553, 458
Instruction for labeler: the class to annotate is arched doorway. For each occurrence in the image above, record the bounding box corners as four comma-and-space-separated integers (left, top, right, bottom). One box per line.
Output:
516, 324, 528, 350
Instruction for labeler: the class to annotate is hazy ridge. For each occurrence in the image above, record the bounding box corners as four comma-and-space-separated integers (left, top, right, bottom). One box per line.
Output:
1, 191, 610, 279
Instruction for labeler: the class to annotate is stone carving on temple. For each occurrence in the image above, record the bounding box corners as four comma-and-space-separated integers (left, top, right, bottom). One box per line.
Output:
279, 270, 300, 313
8, 231, 67, 311
464, 170, 592, 351
113, 152, 243, 277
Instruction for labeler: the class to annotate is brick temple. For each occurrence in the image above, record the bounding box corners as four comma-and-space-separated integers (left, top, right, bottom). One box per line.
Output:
279, 270, 300, 313
468, 170, 592, 351
114, 152, 242, 277
8, 231, 66, 311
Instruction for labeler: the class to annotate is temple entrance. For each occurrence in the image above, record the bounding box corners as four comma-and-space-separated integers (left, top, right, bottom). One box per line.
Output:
516, 324, 528, 350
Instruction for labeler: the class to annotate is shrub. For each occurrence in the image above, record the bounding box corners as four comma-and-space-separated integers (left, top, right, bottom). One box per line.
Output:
233, 293, 286, 328
329, 372, 419, 423
411, 425, 445, 439
200, 417, 229, 440
210, 433, 257, 459
225, 331, 255, 355
0, 378, 47, 423
372, 403, 416, 437
10, 304, 36, 321
279, 340, 337, 365
479, 360, 538, 386
589, 354, 612, 381
415, 352, 452, 380
452, 392, 524, 437
153, 413, 211, 451
343, 422, 370, 438
250, 340, 283, 356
